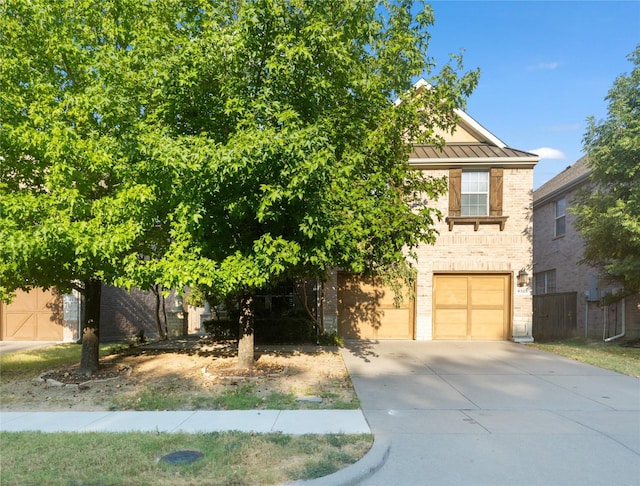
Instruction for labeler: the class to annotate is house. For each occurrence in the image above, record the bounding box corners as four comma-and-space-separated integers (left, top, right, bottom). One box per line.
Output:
322, 100, 539, 341
532, 156, 640, 341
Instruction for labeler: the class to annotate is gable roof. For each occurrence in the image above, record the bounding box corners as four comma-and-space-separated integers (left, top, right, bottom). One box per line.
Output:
408, 79, 539, 168
533, 156, 591, 207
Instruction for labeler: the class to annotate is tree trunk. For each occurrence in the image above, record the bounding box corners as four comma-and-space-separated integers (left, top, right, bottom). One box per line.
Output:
319, 280, 325, 335
237, 292, 255, 370
152, 284, 167, 340
182, 299, 189, 336
161, 292, 168, 335
78, 278, 102, 375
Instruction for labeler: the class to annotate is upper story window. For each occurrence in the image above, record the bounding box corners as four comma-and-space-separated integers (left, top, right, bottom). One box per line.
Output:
555, 197, 566, 237
446, 168, 507, 230
461, 171, 489, 216
448, 168, 504, 217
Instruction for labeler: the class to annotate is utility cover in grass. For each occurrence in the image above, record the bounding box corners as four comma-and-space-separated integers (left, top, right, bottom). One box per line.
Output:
159, 450, 204, 465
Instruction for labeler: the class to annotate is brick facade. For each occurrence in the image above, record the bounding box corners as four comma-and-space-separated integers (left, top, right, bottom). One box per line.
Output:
100, 286, 159, 341
414, 167, 534, 341
322, 165, 535, 341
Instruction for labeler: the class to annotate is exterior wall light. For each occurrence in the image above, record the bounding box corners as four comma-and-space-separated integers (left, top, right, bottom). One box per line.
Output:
517, 269, 529, 287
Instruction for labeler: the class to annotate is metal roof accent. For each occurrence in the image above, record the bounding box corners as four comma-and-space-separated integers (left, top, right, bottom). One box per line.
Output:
409, 143, 539, 166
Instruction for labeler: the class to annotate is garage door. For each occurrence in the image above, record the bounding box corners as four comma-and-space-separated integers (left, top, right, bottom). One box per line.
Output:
433, 274, 510, 340
1, 288, 63, 341
338, 273, 414, 339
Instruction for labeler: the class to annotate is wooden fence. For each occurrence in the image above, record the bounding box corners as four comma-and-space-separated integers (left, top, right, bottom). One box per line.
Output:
533, 292, 577, 342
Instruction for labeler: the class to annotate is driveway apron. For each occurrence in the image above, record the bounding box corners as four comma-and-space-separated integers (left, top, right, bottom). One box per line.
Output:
341, 341, 640, 486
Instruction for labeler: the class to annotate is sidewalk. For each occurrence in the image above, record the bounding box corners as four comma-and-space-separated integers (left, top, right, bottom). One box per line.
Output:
0, 409, 370, 435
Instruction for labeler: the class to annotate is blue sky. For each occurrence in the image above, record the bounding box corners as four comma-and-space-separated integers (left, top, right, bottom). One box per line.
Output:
424, 1, 639, 189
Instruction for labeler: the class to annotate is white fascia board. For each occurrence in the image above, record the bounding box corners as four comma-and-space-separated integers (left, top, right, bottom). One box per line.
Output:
453, 109, 507, 148
394, 78, 507, 148
412, 79, 507, 148
409, 157, 539, 167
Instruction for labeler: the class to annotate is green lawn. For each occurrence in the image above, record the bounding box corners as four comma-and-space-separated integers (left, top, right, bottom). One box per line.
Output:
0, 343, 125, 382
529, 338, 640, 377
0, 431, 372, 485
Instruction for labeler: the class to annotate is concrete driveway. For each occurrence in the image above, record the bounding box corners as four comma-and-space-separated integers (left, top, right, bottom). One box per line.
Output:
341, 340, 640, 486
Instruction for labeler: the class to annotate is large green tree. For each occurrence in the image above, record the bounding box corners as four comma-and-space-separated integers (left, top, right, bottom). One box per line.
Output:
573, 46, 640, 298
147, 0, 478, 367
1, 0, 478, 370
0, 0, 205, 373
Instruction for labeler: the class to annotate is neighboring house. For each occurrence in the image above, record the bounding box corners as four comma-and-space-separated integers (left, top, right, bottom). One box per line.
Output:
533, 156, 640, 341
0, 285, 190, 342
0, 287, 69, 342
323, 96, 539, 341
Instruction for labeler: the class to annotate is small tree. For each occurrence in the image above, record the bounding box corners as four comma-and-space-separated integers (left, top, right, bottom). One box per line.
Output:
573, 46, 640, 298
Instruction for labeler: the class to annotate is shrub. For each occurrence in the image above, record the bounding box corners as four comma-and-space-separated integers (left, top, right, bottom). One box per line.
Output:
202, 317, 316, 344
317, 332, 343, 347
255, 317, 315, 344
202, 319, 239, 340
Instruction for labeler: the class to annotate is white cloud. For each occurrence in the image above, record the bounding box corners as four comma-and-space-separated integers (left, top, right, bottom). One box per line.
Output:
527, 62, 560, 71
529, 147, 566, 159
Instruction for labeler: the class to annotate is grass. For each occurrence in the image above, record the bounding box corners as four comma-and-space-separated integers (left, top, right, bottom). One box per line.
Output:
529, 338, 640, 377
0, 431, 373, 485
1, 341, 360, 412
110, 384, 300, 411
0, 343, 125, 383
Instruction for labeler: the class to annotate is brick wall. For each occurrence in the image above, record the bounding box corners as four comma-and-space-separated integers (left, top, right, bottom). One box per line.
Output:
414, 167, 534, 340
321, 271, 339, 334
100, 285, 158, 341
323, 166, 535, 341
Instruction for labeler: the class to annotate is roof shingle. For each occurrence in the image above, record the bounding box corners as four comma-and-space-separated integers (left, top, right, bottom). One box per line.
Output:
533, 156, 591, 204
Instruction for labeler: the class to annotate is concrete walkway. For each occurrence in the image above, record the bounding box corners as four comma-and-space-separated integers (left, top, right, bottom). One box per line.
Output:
0, 409, 369, 435
0, 340, 59, 355
338, 340, 640, 486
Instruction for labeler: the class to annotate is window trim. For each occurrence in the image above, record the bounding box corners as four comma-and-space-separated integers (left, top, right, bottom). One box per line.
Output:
461, 170, 489, 216
534, 269, 557, 295
447, 167, 506, 231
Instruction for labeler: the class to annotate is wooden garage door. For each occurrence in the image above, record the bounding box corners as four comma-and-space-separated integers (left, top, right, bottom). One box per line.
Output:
1, 288, 63, 341
338, 273, 414, 339
433, 274, 510, 340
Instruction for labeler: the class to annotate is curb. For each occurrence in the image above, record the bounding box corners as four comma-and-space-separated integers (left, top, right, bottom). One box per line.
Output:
289, 435, 391, 486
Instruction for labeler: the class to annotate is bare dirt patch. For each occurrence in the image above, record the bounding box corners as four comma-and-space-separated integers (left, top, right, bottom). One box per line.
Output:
0, 338, 358, 412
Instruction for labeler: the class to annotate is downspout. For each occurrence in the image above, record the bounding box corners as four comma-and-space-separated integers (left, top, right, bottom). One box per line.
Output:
584, 298, 589, 339
604, 298, 626, 342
